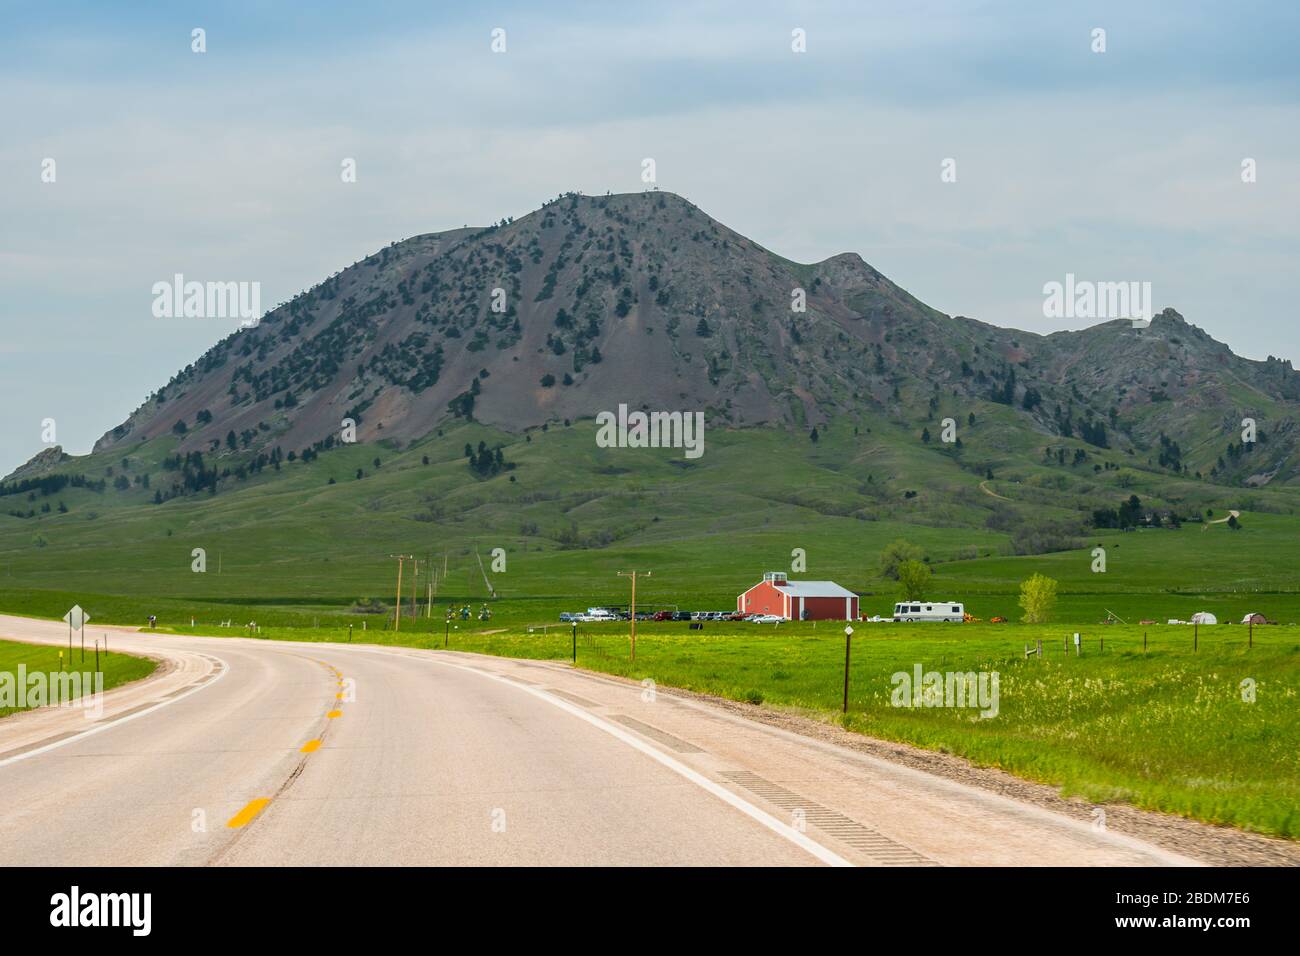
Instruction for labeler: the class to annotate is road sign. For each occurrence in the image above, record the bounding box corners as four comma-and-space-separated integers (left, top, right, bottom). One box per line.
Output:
63, 605, 90, 631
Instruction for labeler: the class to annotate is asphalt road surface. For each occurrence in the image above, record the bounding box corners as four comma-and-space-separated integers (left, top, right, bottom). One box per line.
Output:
0, 614, 1202, 867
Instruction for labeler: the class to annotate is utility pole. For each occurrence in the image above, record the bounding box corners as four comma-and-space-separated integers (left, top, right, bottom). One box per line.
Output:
617, 570, 652, 661
389, 554, 414, 632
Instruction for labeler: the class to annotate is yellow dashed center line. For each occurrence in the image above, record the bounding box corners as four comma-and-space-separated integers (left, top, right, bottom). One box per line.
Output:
227, 798, 270, 829
222, 664, 338, 831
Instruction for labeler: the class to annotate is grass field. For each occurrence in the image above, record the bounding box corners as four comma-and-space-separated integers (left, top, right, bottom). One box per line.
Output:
0, 638, 157, 719
3, 508, 1299, 631
3, 416, 1299, 631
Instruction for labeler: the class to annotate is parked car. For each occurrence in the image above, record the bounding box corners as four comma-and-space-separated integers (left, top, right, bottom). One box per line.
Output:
751, 614, 783, 624
559, 612, 578, 623
652, 610, 674, 621
672, 611, 692, 622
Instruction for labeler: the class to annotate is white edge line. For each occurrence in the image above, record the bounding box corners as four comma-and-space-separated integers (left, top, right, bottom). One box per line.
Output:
353, 647, 853, 867
661, 685, 1207, 866
0, 655, 230, 770
483, 654, 1206, 867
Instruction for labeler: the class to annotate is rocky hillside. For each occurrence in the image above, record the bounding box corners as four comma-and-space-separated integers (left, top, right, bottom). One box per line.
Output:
87, 190, 1300, 486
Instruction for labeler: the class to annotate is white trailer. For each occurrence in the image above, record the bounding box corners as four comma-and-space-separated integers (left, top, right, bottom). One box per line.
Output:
893, 601, 964, 622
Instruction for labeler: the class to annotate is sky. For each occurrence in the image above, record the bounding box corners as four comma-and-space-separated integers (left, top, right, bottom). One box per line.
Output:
2, 0, 1298, 475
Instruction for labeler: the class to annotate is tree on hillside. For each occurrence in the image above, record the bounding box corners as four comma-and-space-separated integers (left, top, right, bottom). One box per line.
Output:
1119, 494, 1142, 528
896, 560, 931, 601
880, 539, 924, 580
1018, 573, 1058, 624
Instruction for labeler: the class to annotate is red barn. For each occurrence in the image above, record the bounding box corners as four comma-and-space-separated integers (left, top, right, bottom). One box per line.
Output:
737, 572, 859, 621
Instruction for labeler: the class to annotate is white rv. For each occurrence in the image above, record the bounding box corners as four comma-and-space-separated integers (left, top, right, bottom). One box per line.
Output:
893, 601, 964, 622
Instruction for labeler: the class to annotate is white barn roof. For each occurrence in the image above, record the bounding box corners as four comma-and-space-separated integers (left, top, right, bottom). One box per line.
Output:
773, 581, 856, 598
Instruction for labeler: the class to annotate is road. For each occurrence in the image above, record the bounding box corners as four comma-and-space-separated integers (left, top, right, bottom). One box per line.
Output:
978, 479, 1012, 501
0, 614, 1202, 867
1202, 509, 1242, 529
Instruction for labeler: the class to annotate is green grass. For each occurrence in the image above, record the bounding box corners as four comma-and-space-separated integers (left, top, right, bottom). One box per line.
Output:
4, 415, 1299, 632
0, 638, 157, 719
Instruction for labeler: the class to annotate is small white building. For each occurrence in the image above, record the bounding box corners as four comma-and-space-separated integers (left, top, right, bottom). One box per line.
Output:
1190, 611, 1218, 625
